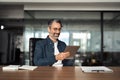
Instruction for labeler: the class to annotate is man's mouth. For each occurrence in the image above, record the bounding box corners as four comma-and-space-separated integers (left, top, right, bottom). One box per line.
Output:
54, 34, 59, 37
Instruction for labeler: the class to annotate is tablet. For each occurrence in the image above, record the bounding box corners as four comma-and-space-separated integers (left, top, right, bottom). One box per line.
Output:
64, 46, 80, 59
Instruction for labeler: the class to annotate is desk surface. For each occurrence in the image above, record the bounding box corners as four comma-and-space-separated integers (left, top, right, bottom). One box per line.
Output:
0, 66, 120, 80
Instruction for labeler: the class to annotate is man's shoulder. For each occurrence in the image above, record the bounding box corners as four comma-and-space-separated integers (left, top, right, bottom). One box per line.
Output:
36, 39, 47, 45
58, 40, 66, 45
58, 40, 65, 43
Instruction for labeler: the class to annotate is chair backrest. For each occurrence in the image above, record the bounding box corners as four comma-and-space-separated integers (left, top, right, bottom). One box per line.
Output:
29, 38, 44, 65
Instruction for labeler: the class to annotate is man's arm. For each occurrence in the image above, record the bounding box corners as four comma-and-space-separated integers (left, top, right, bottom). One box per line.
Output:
33, 41, 56, 66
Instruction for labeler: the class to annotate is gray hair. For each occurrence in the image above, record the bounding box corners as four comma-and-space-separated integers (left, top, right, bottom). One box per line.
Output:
48, 19, 63, 27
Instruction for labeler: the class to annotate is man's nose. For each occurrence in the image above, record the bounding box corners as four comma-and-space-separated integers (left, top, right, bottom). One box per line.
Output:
56, 29, 60, 33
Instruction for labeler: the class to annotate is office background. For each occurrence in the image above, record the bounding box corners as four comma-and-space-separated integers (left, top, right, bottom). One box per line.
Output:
0, 0, 120, 66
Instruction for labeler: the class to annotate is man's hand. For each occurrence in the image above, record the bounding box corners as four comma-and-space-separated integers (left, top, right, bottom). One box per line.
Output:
55, 52, 70, 60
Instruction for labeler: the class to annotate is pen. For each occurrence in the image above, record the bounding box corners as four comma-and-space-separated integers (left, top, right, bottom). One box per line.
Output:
91, 70, 104, 72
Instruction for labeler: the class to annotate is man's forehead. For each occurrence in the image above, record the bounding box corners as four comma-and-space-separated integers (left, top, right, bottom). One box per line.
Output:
51, 22, 61, 28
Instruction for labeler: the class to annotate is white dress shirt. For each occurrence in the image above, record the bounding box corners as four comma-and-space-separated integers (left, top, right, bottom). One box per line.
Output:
52, 42, 63, 67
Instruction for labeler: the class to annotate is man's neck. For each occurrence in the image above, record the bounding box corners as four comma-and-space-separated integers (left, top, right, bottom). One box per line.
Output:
49, 36, 58, 43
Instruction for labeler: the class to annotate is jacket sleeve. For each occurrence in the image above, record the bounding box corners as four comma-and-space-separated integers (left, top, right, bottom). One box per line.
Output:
33, 41, 56, 66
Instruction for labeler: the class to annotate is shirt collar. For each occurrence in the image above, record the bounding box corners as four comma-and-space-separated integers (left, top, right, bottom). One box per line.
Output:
46, 35, 60, 45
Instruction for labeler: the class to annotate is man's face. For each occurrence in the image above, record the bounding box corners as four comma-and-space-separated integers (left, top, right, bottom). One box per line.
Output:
48, 21, 62, 40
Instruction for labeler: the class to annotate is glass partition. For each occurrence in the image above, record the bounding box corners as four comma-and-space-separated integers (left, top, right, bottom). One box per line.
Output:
103, 12, 120, 66
24, 11, 101, 65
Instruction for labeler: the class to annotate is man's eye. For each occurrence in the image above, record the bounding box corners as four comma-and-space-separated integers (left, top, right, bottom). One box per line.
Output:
53, 28, 61, 31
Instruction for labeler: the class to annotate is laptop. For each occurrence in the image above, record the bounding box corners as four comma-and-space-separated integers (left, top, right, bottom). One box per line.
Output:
64, 46, 80, 59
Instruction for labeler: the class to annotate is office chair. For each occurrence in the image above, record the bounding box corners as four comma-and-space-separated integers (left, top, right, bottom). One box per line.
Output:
29, 38, 44, 66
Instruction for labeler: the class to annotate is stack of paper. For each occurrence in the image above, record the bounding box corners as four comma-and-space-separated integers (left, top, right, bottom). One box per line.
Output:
2, 65, 19, 71
2, 65, 37, 71
80, 66, 113, 73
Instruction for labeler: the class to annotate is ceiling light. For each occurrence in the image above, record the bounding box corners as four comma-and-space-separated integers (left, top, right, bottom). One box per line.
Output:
1, 25, 4, 30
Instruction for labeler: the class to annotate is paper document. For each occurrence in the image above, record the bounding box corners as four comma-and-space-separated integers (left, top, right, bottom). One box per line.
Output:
80, 66, 113, 73
19, 65, 37, 70
2, 65, 37, 71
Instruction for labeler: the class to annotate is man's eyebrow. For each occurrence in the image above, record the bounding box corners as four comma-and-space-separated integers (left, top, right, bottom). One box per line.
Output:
53, 28, 61, 30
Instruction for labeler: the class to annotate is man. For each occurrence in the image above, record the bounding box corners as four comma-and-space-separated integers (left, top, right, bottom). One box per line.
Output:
34, 19, 70, 66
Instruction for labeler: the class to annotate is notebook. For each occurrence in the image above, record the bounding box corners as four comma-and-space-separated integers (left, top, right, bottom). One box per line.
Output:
64, 46, 80, 59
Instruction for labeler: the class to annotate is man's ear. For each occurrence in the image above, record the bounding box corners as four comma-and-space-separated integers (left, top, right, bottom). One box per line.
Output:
48, 27, 50, 33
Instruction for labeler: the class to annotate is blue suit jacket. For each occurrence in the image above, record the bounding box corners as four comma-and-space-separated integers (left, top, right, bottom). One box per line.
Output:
34, 36, 66, 66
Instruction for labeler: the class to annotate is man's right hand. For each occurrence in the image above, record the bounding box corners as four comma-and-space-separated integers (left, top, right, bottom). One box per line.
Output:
55, 52, 70, 60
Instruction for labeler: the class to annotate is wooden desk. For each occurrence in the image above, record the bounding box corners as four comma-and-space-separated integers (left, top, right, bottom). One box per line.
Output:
0, 66, 120, 80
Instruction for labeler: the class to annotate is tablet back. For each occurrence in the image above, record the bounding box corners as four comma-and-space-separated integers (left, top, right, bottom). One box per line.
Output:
64, 46, 80, 59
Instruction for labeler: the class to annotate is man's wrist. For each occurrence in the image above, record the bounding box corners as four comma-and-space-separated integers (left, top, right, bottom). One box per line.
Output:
55, 55, 58, 60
